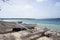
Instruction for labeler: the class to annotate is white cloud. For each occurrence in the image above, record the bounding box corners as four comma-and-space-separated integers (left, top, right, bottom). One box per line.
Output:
55, 2, 60, 7
1, 0, 60, 18
7, 4, 34, 11
23, 5, 33, 10
36, 0, 48, 2
0, 0, 34, 11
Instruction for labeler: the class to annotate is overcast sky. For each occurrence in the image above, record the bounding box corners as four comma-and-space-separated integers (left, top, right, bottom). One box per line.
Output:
0, 0, 60, 19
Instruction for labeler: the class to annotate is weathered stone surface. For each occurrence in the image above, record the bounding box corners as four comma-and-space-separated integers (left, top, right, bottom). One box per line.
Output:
0, 30, 31, 40
37, 37, 53, 40
44, 30, 57, 37
0, 29, 60, 40
0, 21, 36, 33
0, 21, 60, 40
56, 33, 60, 37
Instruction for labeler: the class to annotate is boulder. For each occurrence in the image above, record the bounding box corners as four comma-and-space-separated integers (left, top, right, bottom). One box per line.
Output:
0, 21, 36, 33
44, 30, 57, 37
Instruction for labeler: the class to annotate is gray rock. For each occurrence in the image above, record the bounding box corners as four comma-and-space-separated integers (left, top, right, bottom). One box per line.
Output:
44, 30, 57, 37
0, 21, 36, 33
37, 37, 53, 40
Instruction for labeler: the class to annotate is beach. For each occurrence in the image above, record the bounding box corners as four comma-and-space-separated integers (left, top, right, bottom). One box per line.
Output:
0, 21, 60, 40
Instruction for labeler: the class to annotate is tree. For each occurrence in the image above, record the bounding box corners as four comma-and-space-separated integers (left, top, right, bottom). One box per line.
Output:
0, 0, 10, 11
0, 9, 1, 11
2, 0, 9, 2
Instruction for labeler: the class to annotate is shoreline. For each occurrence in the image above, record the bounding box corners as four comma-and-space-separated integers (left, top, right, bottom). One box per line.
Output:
0, 21, 60, 40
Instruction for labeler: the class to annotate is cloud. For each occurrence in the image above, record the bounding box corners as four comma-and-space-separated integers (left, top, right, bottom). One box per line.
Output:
55, 2, 60, 7
36, 0, 48, 2
1, 0, 60, 18
0, 0, 34, 11
23, 5, 34, 10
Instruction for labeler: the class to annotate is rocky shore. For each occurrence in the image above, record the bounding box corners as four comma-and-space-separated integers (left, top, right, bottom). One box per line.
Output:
0, 21, 60, 40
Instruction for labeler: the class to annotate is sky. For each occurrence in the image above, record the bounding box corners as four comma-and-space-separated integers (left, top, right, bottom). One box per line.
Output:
0, 0, 60, 19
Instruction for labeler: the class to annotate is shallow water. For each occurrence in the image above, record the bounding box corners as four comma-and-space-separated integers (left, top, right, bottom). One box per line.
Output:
21, 19, 60, 32
3, 19, 60, 32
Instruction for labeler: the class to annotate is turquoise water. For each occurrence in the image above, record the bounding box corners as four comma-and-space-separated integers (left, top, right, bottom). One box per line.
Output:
3, 19, 60, 32
20, 19, 60, 32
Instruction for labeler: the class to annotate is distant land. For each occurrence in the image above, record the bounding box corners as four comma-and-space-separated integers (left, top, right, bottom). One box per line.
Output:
0, 18, 60, 20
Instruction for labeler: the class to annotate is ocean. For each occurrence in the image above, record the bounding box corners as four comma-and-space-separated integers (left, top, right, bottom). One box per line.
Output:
2, 18, 60, 32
